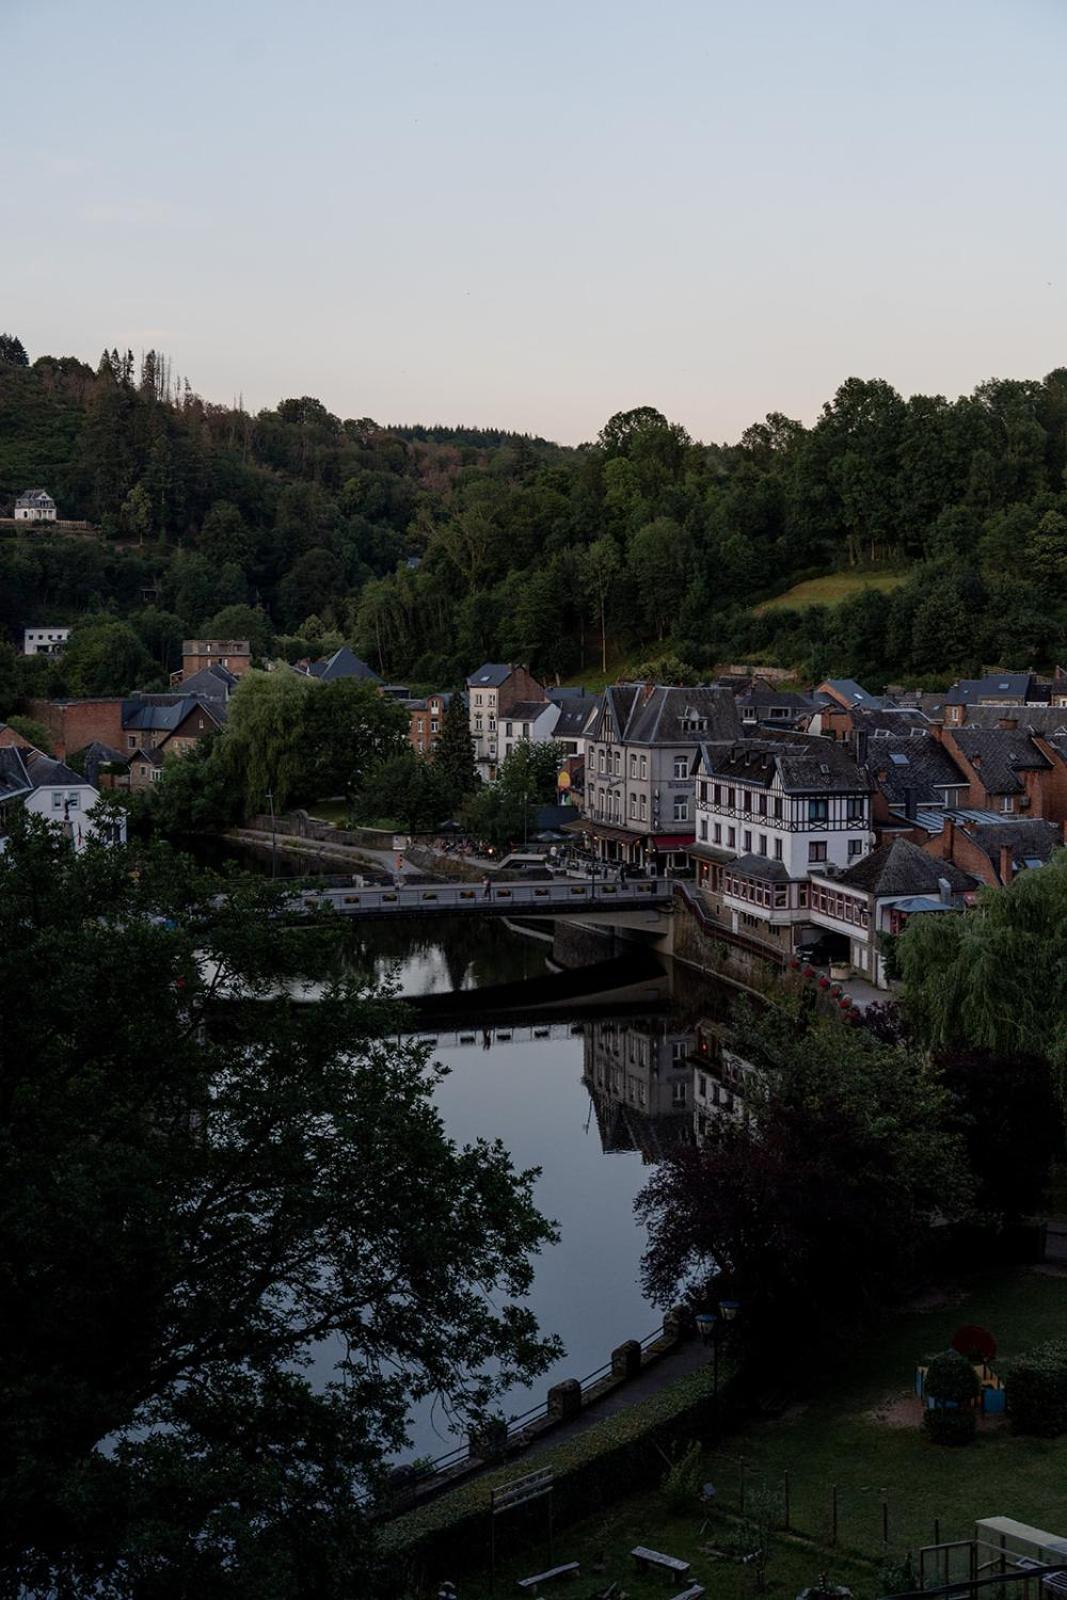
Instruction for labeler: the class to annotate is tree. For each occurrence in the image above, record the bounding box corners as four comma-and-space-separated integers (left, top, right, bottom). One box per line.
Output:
0, 819, 558, 1595
627, 518, 694, 640
355, 750, 450, 830
201, 603, 274, 660
580, 537, 621, 673
220, 669, 314, 815
4, 715, 53, 754
899, 852, 1067, 1077
434, 690, 479, 810
637, 1012, 969, 1357
300, 678, 409, 806
0, 332, 29, 365
63, 620, 156, 696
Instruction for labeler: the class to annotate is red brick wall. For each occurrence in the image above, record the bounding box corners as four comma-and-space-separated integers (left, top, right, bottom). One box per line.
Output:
499, 665, 545, 714
29, 698, 126, 759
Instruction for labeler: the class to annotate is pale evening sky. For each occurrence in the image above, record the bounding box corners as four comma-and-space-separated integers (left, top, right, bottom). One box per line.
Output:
2, 0, 1063, 445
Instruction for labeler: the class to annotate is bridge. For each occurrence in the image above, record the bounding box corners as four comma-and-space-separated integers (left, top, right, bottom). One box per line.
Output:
284, 876, 673, 919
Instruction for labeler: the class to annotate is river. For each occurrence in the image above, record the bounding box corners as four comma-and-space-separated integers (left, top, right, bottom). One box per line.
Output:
186, 839, 720, 1460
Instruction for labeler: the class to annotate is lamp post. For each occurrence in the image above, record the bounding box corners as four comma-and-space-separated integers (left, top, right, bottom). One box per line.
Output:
265, 788, 277, 879
696, 1298, 742, 1400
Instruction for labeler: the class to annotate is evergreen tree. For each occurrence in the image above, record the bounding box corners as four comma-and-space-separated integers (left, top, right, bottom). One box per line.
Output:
0, 332, 29, 366
434, 690, 478, 811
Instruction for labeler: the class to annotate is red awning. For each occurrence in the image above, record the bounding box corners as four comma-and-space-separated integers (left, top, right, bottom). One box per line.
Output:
650, 833, 694, 849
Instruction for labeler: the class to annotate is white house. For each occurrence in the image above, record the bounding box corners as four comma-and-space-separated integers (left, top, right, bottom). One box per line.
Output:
688, 735, 872, 954
466, 662, 546, 781
14, 488, 57, 522
0, 747, 125, 853
23, 626, 71, 656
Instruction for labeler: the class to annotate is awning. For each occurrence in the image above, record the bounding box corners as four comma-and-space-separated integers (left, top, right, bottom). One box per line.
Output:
563, 818, 638, 845
649, 833, 694, 850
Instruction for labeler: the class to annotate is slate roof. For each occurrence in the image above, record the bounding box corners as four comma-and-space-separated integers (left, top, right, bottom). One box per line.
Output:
506, 699, 553, 721
820, 679, 883, 708
593, 684, 742, 746
80, 741, 130, 786
834, 837, 977, 897
946, 672, 1041, 706
15, 488, 55, 507
739, 686, 821, 714
964, 819, 1062, 876
949, 704, 1067, 735
854, 707, 931, 734
696, 735, 869, 793
179, 663, 237, 703
308, 646, 380, 683
951, 727, 1051, 794
552, 696, 597, 739
0, 747, 32, 802
865, 736, 969, 806
466, 662, 512, 688
727, 851, 792, 883
23, 750, 90, 788
123, 696, 208, 734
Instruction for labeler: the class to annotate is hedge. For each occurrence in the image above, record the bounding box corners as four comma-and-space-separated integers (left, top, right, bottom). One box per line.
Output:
380, 1357, 741, 1583
1003, 1340, 1067, 1437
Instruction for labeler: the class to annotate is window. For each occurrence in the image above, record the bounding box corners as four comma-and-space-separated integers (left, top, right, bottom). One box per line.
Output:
743, 829, 752, 851
742, 790, 752, 812
630, 754, 638, 778
630, 792, 637, 818
773, 796, 782, 819
673, 796, 689, 822
672, 1081, 687, 1107
598, 750, 606, 774
846, 796, 864, 819
67, 792, 79, 810
51, 791, 63, 810
808, 798, 829, 822
430, 720, 438, 733
808, 841, 827, 863
848, 838, 865, 858
726, 787, 735, 808
673, 755, 688, 780
640, 754, 648, 779
639, 795, 647, 820
758, 834, 768, 856
475, 715, 483, 731
699, 1073, 708, 1097
127, 735, 137, 749
699, 780, 709, 803
699, 816, 708, 840
774, 886, 788, 908
505, 722, 513, 737
714, 823, 722, 844
474, 693, 482, 706
1001, 796, 1014, 813
774, 838, 783, 860
727, 826, 736, 847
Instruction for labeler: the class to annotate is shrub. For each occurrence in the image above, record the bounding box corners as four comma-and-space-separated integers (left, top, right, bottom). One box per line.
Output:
661, 1439, 704, 1514
1003, 1340, 1067, 1437
923, 1350, 979, 1446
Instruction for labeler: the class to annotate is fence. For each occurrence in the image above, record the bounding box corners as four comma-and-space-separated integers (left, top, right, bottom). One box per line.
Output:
375, 1311, 692, 1513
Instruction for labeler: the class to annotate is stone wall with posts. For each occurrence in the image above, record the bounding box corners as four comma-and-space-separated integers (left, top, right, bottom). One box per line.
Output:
248, 809, 419, 852
386, 1305, 698, 1517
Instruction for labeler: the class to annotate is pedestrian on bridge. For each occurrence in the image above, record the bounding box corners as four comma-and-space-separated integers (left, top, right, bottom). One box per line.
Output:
482, 874, 491, 899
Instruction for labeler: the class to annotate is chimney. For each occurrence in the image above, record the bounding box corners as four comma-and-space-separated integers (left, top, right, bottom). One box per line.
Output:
998, 717, 1018, 731
999, 844, 1014, 886
903, 786, 915, 820
853, 728, 868, 765
943, 815, 956, 860
938, 876, 953, 905
929, 722, 944, 743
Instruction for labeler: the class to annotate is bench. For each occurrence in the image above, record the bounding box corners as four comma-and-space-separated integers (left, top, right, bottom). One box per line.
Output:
668, 1588, 706, 1600
632, 1547, 692, 1579
516, 1561, 580, 1590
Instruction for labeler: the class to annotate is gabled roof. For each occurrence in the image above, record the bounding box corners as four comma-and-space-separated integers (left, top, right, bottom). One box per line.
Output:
946, 672, 1040, 706
866, 736, 969, 806
595, 684, 741, 747
0, 747, 32, 802
949, 704, 1067, 736
853, 706, 931, 734
696, 734, 869, 794
819, 678, 882, 709
833, 837, 977, 897
727, 851, 792, 883
963, 819, 1062, 877
506, 699, 553, 721
951, 727, 1051, 794
466, 662, 513, 688
15, 488, 55, 505
179, 663, 237, 702
552, 696, 597, 738
308, 646, 380, 683
23, 750, 91, 789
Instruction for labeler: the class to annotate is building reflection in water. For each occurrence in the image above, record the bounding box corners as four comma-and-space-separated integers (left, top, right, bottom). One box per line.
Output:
582, 1013, 762, 1161
581, 1018, 696, 1163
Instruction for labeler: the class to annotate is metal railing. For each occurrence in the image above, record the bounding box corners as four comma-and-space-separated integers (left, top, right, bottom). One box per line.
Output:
374, 1319, 674, 1499
288, 878, 673, 917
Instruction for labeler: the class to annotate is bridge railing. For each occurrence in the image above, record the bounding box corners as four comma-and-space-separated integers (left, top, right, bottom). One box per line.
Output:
289, 878, 673, 916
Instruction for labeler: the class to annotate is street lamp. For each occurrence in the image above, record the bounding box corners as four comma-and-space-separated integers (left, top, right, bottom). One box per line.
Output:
696, 1299, 742, 1399
265, 788, 277, 879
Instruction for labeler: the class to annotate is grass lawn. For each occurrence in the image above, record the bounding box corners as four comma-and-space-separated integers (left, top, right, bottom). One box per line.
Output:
756, 571, 908, 615
456, 1269, 1067, 1600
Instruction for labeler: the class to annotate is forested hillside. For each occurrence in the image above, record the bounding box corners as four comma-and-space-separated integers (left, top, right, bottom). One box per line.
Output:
3, 334, 1067, 697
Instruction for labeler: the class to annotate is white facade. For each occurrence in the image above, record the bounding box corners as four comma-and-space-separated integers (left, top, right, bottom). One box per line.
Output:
693, 770, 870, 878
499, 702, 559, 762
23, 781, 123, 851
23, 626, 71, 656
14, 489, 56, 521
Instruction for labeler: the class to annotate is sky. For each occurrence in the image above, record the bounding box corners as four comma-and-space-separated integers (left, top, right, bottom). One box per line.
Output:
2, 0, 1064, 445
